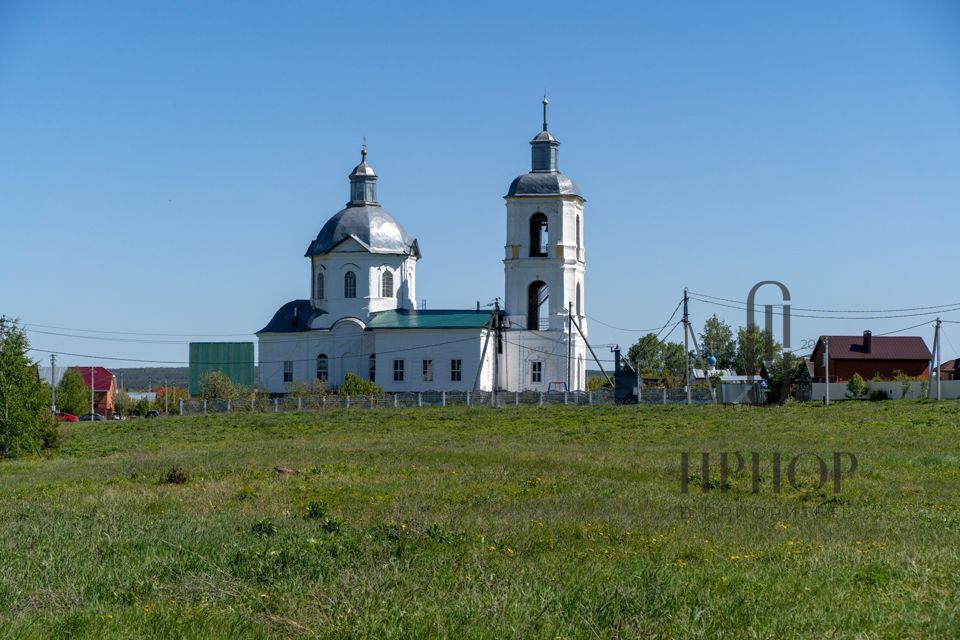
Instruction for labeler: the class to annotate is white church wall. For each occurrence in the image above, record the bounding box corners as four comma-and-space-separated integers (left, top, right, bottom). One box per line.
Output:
311, 239, 417, 322
373, 328, 493, 392
503, 195, 586, 333
501, 330, 588, 392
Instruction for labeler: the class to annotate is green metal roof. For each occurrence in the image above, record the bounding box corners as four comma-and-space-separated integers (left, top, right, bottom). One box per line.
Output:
367, 309, 494, 330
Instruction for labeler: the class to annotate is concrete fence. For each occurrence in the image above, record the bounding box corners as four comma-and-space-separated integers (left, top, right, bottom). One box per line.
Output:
810, 379, 960, 402
177, 389, 618, 415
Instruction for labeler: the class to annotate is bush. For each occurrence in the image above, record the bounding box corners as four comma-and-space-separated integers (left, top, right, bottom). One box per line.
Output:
163, 466, 189, 484
586, 376, 611, 391
846, 373, 867, 399
305, 500, 327, 519
869, 389, 889, 401
251, 518, 277, 537
199, 371, 237, 400
338, 373, 382, 396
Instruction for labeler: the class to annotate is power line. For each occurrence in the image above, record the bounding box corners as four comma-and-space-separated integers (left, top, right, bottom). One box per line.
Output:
22, 322, 253, 338
585, 314, 668, 333
28, 335, 484, 366
689, 290, 960, 314
655, 300, 684, 340
689, 296, 960, 321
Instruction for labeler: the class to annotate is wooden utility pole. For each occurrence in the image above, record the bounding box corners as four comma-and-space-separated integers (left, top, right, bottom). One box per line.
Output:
90, 366, 95, 417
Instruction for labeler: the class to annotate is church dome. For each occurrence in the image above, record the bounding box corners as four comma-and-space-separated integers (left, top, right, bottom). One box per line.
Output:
305, 147, 419, 257
507, 172, 581, 197
506, 97, 582, 198
305, 204, 418, 256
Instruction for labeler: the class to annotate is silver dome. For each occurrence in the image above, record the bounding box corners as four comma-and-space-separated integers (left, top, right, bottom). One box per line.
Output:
305, 204, 419, 257
506, 172, 581, 197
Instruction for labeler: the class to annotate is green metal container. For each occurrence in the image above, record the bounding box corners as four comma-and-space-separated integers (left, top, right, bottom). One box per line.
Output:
189, 342, 255, 396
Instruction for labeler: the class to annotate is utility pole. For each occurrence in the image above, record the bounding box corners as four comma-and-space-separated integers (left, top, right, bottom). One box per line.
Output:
90, 366, 95, 418
683, 288, 691, 405
50, 354, 57, 414
164, 379, 169, 415
567, 301, 573, 392
492, 299, 500, 399
824, 337, 830, 405
934, 318, 942, 401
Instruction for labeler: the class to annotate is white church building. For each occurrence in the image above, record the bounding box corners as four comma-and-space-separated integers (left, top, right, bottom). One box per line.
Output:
257, 100, 589, 394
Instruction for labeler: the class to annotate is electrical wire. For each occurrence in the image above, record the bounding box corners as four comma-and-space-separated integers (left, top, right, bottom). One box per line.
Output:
22, 322, 254, 338
688, 290, 960, 314
688, 296, 960, 321
28, 335, 485, 366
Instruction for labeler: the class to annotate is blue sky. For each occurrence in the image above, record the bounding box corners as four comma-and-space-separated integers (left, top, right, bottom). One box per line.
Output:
2, 1, 959, 368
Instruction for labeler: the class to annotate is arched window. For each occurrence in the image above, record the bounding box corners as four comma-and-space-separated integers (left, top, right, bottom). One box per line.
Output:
527, 280, 549, 330
344, 271, 356, 298
576, 282, 582, 317
316, 354, 328, 382
316, 272, 325, 299
575, 215, 581, 250
381, 270, 393, 297
529, 213, 548, 257
369, 354, 376, 382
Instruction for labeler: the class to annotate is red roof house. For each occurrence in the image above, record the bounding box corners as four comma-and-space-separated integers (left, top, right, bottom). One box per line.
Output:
938, 358, 960, 381
70, 366, 117, 417
810, 331, 932, 382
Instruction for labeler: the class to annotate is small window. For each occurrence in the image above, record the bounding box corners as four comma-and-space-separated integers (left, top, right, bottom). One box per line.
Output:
531, 361, 542, 383
344, 271, 357, 298
451, 359, 462, 382
283, 360, 293, 383
381, 270, 394, 298
316, 272, 325, 299
576, 282, 582, 317
369, 354, 376, 382
575, 215, 581, 250
529, 213, 548, 257
422, 359, 433, 382
316, 354, 328, 382
393, 359, 404, 382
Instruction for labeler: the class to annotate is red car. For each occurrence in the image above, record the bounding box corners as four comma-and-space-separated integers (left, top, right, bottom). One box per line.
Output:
55, 412, 79, 422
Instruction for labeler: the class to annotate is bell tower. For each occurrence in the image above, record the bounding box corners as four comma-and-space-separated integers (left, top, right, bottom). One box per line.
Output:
503, 97, 586, 336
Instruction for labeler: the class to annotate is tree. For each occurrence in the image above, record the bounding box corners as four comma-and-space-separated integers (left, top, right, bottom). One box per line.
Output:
734, 326, 780, 375
768, 351, 811, 404
662, 341, 687, 386
199, 371, 236, 400
626, 333, 664, 376
113, 389, 135, 416
339, 373, 382, 396
698, 315, 736, 369
625, 333, 687, 387
56, 369, 90, 416
0, 318, 55, 457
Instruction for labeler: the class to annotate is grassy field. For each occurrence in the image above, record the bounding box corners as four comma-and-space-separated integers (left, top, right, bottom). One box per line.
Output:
1, 402, 958, 639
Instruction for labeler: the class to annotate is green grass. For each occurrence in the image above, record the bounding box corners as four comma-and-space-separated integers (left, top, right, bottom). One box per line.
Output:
1, 402, 959, 638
